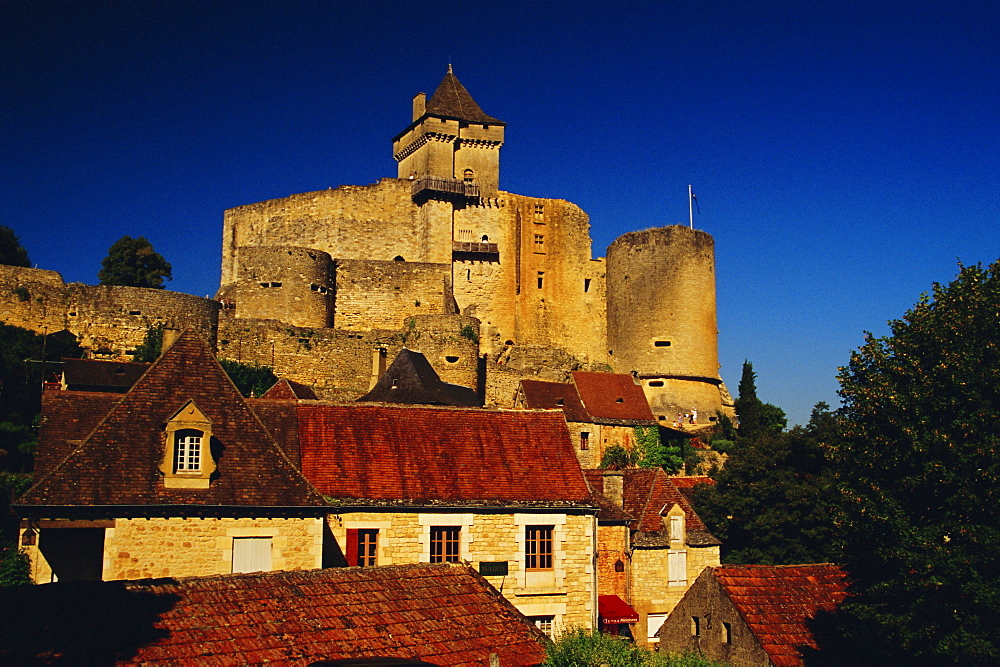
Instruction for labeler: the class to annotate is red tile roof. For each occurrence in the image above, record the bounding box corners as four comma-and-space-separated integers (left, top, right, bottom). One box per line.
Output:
519, 379, 590, 422
17, 331, 327, 513
60, 358, 149, 392
34, 391, 122, 480
0, 564, 547, 665
713, 564, 848, 666
296, 404, 591, 506
572, 372, 655, 422
261, 378, 318, 400
622, 469, 719, 546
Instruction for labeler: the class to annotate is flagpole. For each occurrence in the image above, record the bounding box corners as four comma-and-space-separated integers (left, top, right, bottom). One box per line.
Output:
688, 185, 694, 229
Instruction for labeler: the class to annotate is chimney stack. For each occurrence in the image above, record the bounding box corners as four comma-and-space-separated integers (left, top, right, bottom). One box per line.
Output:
412, 92, 426, 121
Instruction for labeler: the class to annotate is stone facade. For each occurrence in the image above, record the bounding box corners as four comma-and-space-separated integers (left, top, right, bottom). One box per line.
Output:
21, 517, 324, 583
327, 510, 597, 633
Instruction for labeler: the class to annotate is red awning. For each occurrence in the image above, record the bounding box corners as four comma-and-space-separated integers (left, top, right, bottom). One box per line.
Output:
598, 595, 639, 624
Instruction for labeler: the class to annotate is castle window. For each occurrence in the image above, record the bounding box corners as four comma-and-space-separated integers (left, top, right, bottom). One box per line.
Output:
393, 256, 405, 261
463, 169, 474, 182
691, 616, 701, 637
584, 278, 591, 293
533, 234, 545, 253
654, 340, 671, 347
534, 204, 544, 215
579, 431, 589, 450
614, 559, 625, 572
129, 310, 141, 316
722, 622, 732, 643
537, 272, 544, 289
269, 282, 282, 288
482, 234, 489, 242
445, 355, 460, 363
466, 269, 471, 281
648, 380, 664, 387
259, 282, 268, 288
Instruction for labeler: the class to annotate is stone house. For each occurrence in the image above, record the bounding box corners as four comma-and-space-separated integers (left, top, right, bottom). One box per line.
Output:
247, 399, 600, 637
517, 371, 667, 468
0, 563, 549, 665
14, 330, 329, 583
585, 469, 721, 647
656, 564, 848, 665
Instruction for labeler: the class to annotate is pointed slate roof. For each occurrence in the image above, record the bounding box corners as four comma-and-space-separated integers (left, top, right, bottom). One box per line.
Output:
424, 68, 504, 125
260, 377, 318, 400
357, 348, 479, 407
519, 372, 656, 424
16, 331, 327, 513
60, 358, 149, 393
711, 564, 848, 666
622, 468, 719, 547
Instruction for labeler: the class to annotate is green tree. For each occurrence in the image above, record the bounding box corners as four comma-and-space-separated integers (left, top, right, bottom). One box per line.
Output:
822, 260, 1000, 663
218, 359, 278, 398
131, 323, 164, 363
600, 444, 637, 470
543, 627, 724, 666
97, 236, 172, 289
694, 402, 844, 565
0, 226, 30, 268
734, 361, 786, 441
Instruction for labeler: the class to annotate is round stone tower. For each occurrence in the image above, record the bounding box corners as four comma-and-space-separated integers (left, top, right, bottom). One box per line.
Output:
606, 225, 728, 423
234, 246, 333, 328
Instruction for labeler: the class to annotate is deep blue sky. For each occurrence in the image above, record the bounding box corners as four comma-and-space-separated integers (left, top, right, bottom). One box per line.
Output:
3, 1, 997, 425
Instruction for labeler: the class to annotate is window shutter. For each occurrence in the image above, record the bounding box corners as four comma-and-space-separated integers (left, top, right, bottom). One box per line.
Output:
232, 537, 272, 573
346, 528, 359, 566
667, 549, 687, 586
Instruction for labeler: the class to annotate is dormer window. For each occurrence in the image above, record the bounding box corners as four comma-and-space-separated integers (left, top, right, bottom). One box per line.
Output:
160, 400, 216, 489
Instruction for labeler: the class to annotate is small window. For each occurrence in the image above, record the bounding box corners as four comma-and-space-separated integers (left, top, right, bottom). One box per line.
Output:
393, 255, 405, 261
579, 431, 590, 450
259, 282, 269, 288
654, 340, 671, 347
482, 234, 489, 242
534, 204, 544, 215
615, 397, 624, 403
445, 355, 460, 363
691, 616, 701, 637
537, 272, 544, 289
525, 525, 553, 570
648, 380, 664, 387
584, 278, 591, 293
233, 537, 272, 573
174, 430, 202, 472
534, 234, 545, 252
722, 621, 732, 643
348, 528, 378, 567
270, 282, 282, 288
670, 514, 685, 541
430, 526, 460, 563
529, 616, 554, 639
128, 310, 141, 316
463, 169, 474, 182
466, 269, 471, 281
668, 550, 687, 586
555, 398, 564, 406
648, 613, 667, 642
614, 559, 625, 572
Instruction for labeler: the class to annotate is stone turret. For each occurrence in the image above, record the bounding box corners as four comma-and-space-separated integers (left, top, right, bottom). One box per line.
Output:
392, 67, 505, 198
606, 226, 729, 423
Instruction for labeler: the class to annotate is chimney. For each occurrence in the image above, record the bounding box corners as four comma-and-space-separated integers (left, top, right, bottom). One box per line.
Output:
602, 470, 624, 509
412, 92, 426, 121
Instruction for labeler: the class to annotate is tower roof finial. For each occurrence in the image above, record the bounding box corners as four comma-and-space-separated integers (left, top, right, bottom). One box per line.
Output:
447, 62, 453, 74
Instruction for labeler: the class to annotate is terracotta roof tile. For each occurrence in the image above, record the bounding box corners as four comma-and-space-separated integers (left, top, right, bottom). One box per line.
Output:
572, 372, 655, 422
16, 331, 327, 512
714, 564, 848, 666
60, 358, 149, 392
33, 391, 122, 480
296, 404, 591, 506
519, 379, 590, 422
260, 378, 318, 400
622, 468, 719, 546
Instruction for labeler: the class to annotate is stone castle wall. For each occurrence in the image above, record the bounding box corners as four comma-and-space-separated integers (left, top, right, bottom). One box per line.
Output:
334, 259, 454, 331
234, 246, 333, 328
0, 265, 219, 356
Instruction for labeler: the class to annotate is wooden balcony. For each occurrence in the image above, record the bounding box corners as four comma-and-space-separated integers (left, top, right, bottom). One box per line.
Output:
411, 177, 480, 202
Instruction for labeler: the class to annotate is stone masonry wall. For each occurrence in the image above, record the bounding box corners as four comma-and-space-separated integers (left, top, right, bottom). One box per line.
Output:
22, 517, 324, 583
333, 259, 454, 331
0, 265, 70, 334
234, 246, 333, 328
327, 510, 596, 633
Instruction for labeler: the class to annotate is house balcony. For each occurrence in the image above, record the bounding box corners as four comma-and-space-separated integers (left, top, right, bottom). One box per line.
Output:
453, 240, 499, 261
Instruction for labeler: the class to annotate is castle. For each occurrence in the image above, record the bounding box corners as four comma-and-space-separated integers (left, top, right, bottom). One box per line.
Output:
1, 69, 732, 422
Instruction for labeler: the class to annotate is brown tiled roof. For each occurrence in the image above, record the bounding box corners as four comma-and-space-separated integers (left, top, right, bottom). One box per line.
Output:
296, 404, 591, 507
713, 564, 848, 666
16, 331, 327, 512
261, 378, 318, 400
622, 469, 719, 547
60, 358, 149, 392
358, 349, 479, 407
670, 475, 716, 505
0, 564, 548, 665
519, 379, 590, 422
572, 372, 655, 422
33, 391, 122, 480
425, 69, 504, 125
248, 399, 302, 466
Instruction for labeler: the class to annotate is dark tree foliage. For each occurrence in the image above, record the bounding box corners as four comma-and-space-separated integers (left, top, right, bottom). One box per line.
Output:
734, 360, 786, 441
131, 323, 164, 363
820, 260, 1000, 664
600, 444, 638, 470
218, 359, 278, 398
694, 402, 844, 565
0, 226, 30, 268
97, 236, 172, 288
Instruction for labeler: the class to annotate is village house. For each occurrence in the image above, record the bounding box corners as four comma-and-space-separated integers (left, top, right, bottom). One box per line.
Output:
586, 469, 721, 647
14, 330, 329, 583
656, 563, 848, 665
0, 563, 549, 665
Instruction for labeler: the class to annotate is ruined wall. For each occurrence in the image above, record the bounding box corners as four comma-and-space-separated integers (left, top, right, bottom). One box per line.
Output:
328, 510, 596, 633
234, 246, 332, 328
640, 377, 731, 426
333, 259, 453, 331
220, 179, 453, 287
218, 313, 480, 395
0, 265, 219, 357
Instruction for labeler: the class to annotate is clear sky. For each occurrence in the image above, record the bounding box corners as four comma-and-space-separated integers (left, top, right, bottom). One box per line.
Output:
3, 1, 997, 426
